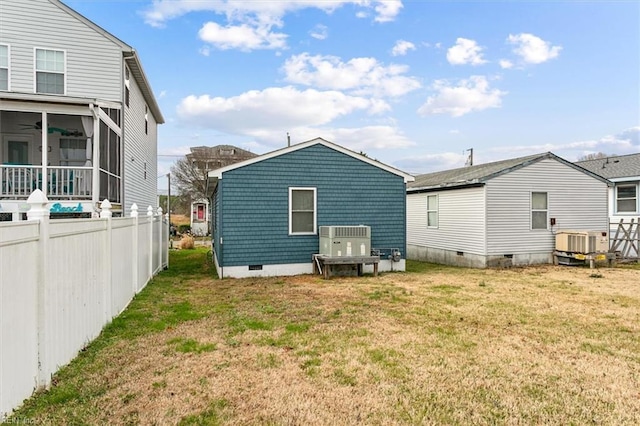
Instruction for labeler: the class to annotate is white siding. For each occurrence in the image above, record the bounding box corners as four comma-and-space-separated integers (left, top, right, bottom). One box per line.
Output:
122, 71, 158, 214
0, 0, 122, 100
486, 158, 609, 255
407, 186, 487, 255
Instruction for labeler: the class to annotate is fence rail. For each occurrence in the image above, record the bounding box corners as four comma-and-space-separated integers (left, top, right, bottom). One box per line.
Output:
0, 190, 168, 417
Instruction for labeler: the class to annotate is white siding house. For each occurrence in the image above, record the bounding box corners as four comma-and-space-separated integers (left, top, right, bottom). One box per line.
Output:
407, 152, 611, 268
0, 0, 164, 220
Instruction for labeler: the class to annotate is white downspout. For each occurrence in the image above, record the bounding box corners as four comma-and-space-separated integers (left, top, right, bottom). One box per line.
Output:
91, 104, 100, 212
41, 112, 48, 196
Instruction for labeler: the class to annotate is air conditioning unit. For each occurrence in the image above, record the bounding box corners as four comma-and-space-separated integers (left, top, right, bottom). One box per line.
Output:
555, 230, 609, 253
319, 225, 371, 257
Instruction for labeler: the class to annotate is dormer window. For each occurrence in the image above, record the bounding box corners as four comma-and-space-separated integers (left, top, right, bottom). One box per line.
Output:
35, 48, 65, 94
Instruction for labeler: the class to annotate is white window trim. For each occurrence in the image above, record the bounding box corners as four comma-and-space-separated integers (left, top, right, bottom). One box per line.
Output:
289, 187, 317, 235
0, 44, 10, 91
615, 183, 638, 214
427, 194, 438, 229
33, 47, 66, 95
531, 191, 548, 230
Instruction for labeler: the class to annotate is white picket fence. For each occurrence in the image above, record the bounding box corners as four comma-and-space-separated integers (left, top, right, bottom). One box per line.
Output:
0, 190, 169, 418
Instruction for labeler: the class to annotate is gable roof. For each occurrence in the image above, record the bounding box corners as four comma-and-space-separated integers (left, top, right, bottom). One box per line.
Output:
50, 0, 164, 123
574, 153, 640, 180
408, 152, 610, 193
207, 137, 415, 190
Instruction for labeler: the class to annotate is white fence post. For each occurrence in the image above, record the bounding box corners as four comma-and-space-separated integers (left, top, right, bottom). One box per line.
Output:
157, 207, 163, 273
147, 206, 153, 280
131, 204, 139, 293
26, 189, 50, 387
100, 200, 112, 323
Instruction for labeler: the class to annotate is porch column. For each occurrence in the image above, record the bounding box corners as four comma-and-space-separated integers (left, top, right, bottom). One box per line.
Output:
41, 112, 48, 195
91, 106, 100, 207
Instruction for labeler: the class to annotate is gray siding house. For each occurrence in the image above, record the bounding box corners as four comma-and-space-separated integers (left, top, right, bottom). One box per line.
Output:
575, 153, 640, 222
0, 0, 164, 220
407, 152, 611, 268
576, 153, 639, 257
207, 138, 414, 278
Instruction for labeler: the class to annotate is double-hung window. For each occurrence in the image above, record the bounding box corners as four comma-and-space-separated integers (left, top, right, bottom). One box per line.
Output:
427, 194, 438, 228
289, 188, 316, 234
531, 192, 548, 230
35, 48, 65, 94
616, 184, 637, 213
0, 45, 8, 91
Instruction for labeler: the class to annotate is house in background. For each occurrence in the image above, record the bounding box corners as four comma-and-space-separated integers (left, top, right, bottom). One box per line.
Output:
575, 153, 640, 258
575, 153, 640, 222
186, 145, 257, 235
0, 0, 163, 221
407, 152, 611, 268
206, 137, 414, 278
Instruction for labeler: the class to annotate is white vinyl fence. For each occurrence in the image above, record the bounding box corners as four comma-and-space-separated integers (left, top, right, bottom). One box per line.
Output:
0, 190, 169, 418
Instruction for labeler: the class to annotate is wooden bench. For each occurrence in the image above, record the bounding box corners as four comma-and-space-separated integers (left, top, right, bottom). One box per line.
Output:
312, 254, 380, 279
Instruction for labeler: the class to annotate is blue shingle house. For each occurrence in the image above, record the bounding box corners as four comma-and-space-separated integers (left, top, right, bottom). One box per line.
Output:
206, 137, 415, 278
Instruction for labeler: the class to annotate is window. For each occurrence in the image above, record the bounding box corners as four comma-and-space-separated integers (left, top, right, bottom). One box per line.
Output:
616, 184, 637, 213
124, 67, 130, 107
427, 194, 438, 228
0, 45, 8, 91
144, 105, 148, 135
289, 188, 316, 234
59, 139, 86, 166
531, 192, 548, 230
35, 48, 65, 94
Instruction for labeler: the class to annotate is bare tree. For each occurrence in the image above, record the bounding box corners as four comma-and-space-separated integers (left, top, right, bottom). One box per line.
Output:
170, 155, 210, 201
577, 152, 610, 161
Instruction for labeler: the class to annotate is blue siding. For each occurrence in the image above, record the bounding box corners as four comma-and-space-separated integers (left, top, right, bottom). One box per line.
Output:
218, 144, 406, 267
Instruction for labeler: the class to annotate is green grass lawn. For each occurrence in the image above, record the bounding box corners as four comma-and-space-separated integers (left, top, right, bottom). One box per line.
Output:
6, 249, 640, 425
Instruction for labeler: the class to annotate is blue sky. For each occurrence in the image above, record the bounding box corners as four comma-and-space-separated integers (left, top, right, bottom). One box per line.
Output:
64, 0, 639, 183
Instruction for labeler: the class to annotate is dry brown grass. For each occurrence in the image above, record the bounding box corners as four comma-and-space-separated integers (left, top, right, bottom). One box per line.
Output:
178, 234, 195, 249
10, 252, 640, 425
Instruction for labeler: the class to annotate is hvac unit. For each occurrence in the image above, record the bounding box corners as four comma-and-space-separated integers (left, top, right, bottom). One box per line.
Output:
555, 230, 609, 254
319, 225, 371, 257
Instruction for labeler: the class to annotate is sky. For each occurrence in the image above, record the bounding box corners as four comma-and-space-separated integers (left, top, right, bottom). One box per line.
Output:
63, 0, 640, 188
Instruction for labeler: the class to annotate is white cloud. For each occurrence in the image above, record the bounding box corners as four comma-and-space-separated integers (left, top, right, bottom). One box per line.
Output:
394, 152, 468, 174
199, 46, 211, 56
374, 0, 403, 23
486, 127, 640, 160
507, 33, 562, 64
198, 22, 287, 51
391, 40, 416, 56
142, 1, 402, 28
177, 86, 390, 136
499, 59, 513, 69
418, 75, 506, 117
309, 24, 328, 40
446, 38, 487, 66
282, 53, 422, 97
285, 126, 415, 151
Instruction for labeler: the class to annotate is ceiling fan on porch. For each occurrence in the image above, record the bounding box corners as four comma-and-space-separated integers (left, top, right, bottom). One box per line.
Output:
19, 121, 84, 137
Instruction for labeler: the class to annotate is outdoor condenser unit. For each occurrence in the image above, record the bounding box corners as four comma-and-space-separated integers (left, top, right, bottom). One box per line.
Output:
555, 230, 609, 254
319, 225, 371, 257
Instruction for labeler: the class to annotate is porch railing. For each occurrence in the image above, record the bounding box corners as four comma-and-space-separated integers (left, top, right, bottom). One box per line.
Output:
0, 165, 92, 199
